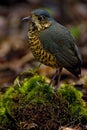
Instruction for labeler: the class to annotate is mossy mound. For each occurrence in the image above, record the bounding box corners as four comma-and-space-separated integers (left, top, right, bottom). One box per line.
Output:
0, 74, 87, 130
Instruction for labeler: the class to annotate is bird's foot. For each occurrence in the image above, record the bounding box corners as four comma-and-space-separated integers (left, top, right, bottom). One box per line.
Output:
53, 86, 58, 91
53, 81, 62, 90
49, 80, 60, 91
49, 67, 62, 90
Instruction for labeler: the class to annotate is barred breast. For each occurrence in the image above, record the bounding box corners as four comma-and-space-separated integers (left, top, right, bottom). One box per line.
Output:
27, 31, 57, 67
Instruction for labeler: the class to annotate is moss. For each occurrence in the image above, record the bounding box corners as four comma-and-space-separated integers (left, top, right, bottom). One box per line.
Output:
57, 84, 87, 119
0, 86, 19, 126
0, 74, 87, 129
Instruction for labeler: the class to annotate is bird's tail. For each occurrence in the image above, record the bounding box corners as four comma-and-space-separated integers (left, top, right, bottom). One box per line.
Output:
72, 67, 81, 78
68, 66, 81, 78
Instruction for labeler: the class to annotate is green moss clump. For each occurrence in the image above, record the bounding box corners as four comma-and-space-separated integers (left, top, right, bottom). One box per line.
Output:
0, 85, 19, 126
19, 75, 54, 104
0, 74, 87, 129
57, 84, 87, 119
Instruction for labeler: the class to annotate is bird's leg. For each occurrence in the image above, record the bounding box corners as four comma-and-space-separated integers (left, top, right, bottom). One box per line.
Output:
49, 69, 59, 86
49, 67, 62, 87
54, 67, 62, 90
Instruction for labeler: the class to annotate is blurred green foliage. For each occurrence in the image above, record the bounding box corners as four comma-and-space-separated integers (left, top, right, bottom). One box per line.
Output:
70, 26, 81, 39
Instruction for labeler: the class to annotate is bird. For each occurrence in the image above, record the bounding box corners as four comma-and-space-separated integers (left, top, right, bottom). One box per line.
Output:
23, 9, 82, 90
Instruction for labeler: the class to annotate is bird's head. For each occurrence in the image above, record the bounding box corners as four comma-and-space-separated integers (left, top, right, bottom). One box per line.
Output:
23, 9, 53, 31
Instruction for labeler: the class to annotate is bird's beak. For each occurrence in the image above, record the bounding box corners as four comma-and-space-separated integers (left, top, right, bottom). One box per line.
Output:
22, 16, 30, 22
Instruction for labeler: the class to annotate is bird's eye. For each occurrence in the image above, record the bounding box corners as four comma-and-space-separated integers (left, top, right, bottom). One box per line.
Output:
38, 16, 44, 21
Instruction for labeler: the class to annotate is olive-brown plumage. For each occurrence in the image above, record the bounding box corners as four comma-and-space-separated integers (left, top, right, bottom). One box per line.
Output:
23, 9, 82, 89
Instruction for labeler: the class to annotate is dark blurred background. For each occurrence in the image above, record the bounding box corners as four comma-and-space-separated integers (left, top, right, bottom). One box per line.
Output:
0, 0, 87, 90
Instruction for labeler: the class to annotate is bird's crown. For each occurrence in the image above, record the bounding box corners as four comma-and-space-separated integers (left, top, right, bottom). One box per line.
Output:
31, 9, 51, 19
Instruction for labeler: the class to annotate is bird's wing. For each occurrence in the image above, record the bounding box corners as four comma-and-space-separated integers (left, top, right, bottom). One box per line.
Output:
39, 22, 82, 77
